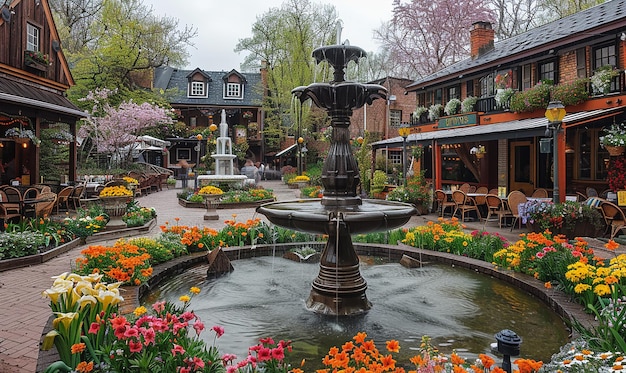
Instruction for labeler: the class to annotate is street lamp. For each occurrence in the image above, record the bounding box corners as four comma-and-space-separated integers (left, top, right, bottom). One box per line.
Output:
544, 101, 566, 203
195, 134, 203, 188
297, 136, 304, 175
397, 126, 411, 187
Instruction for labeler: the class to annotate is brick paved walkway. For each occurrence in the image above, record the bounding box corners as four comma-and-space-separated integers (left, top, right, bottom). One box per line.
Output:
0, 180, 621, 372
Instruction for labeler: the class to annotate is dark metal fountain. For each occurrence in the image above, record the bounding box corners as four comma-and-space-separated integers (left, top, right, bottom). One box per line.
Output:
256, 33, 417, 316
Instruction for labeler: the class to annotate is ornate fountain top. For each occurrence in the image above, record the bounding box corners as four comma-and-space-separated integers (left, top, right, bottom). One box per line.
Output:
219, 109, 228, 138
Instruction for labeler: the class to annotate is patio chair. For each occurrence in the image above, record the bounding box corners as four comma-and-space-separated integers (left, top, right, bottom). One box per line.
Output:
0, 203, 21, 228
0, 189, 20, 215
452, 190, 481, 222
459, 183, 471, 193
69, 184, 85, 210
600, 201, 626, 239
586, 187, 599, 197
434, 189, 455, 217
484, 194, 512, 228
531, 188, 548, 198
507, 190, 528, 230
55, 186, 74, 214
34, 192, 57, 218
3, 186, 22, 215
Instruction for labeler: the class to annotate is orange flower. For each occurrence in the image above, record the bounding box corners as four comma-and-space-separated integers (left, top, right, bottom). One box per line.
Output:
386, 340, 400, 353
71, 343, 86, 354
544, 281, 552, 289
76, 361, 94, 373
605, 240, 619, 251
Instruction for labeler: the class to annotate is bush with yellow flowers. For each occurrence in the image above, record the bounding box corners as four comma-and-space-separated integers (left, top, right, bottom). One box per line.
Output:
99, 185, 133, 197
198, 185, 224, 195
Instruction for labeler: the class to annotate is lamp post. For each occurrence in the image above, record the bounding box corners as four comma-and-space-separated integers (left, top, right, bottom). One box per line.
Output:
544, 101, 566, 203
297, 136, 304, 175
195, 134, 203, 188
398, 126, 411, 187
494, 329, 522, 373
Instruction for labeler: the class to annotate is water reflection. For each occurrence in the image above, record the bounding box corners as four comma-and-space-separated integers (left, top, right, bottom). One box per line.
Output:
143, 256, 569, 367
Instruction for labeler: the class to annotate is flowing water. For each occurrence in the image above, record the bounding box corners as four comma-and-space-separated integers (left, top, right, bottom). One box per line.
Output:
143, 256, 569, 368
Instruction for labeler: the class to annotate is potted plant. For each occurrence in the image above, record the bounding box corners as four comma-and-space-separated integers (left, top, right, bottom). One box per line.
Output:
590, 65, 620, 95
494, 88, 514, 109
385, 171, 432, 214
509, 82, 551, 113
550, 78, 590, 106
411, 106, 428, 123
428, 104, 444, 121
599, 122, 626, 156
4, 127, 41, 146
523, 200, 604, 238
444, 98, 462, 116
370, 170, 387, 196
461, 96, 478, 113
24, 50, 50, 71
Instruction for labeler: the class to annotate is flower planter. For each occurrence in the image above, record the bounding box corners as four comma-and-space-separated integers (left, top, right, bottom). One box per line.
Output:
100, 196, 131, 230
526, 221, 601, 239
200, 194, 221, 220
606, 145, 625, 156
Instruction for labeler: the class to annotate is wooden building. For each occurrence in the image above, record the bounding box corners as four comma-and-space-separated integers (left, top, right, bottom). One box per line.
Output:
0, 0, 84, 185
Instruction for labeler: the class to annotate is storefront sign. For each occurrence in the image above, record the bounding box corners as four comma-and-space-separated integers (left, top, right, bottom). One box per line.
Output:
437, 114, 477, 129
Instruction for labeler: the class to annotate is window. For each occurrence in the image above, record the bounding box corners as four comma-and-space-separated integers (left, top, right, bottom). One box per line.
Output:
27, 23, 40, 51
576, 48, 586, 78
434, 88, 442, 104
465, 80, 474, 97
225, 83, 242, 98
522, 64, 532, 90
390, 110, 401, 127
576, 128, 608, 180
447, 85, 460, 100
593, 44, 618, 93
538, 60, 556, 84
479, 73, 493, 97
388, 151, 402, 165
189, 81, 206, 97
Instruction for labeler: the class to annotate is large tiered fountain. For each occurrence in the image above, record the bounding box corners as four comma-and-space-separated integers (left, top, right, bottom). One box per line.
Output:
256, 36, 417, 316
197, 109, 247, 185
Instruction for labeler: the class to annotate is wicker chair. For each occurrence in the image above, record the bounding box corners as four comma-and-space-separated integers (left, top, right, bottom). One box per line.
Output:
484, 194, 512, 228
452, 190, 481, 222
0, 203, 21, 227
531, 188, 548, 198
55, 186, 74, 214
599, 201, 626, 239
507, 191, 528, 230
34, 192, 57, 218
434, 189, 455, 217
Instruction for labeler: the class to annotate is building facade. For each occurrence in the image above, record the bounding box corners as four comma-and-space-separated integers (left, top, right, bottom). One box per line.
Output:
373, 1, 626, 200
0, 0, 84, 185
153, 66, 265, 168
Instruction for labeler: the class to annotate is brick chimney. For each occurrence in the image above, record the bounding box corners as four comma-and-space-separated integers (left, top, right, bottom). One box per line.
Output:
470, 22, 494, 59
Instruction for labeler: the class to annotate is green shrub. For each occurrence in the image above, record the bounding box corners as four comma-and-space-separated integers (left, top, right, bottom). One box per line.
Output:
0, 231, 46, 259
550, 78, 590, 106
510, 83, 551, 113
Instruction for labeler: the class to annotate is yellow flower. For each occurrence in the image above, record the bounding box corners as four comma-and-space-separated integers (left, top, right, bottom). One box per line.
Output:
180, 295, 191, 303
52, 312, 78, 330
198, 185, 223, 195
190, 287, 201, 294
574, 283, 592, 293
133, 306, 148, 316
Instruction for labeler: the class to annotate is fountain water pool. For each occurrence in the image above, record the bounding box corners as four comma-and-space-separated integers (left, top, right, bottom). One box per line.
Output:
143, 256, 569, 368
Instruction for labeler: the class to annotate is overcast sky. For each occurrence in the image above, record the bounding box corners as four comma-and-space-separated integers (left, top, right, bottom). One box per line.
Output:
146, 0, 393, 71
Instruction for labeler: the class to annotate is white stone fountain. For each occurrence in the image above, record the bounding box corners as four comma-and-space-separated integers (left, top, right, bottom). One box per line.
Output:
197, 109, 247, 185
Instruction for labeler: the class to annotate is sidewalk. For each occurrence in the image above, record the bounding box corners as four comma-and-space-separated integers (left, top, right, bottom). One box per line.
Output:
0, 180, 620, 372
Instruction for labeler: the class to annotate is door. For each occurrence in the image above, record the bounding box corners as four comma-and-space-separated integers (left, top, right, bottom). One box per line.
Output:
509, 141, 535, 196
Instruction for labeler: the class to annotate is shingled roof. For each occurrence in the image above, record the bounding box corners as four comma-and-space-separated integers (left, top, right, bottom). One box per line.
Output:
406, 0, 626, 90
154, 66, 263, 107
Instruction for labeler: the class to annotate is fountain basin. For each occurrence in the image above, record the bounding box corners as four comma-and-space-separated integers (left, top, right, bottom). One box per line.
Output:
256, 199, 417, 235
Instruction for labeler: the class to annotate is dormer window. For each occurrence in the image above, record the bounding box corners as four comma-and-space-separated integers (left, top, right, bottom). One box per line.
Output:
190, 81, 206, 97
186, 68, 211, 98
222, 70, 246, 99
27, 23, 40, 51
225, 83, 241, 98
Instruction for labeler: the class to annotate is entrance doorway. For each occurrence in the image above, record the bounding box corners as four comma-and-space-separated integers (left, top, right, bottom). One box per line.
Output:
509, 141, 535, 196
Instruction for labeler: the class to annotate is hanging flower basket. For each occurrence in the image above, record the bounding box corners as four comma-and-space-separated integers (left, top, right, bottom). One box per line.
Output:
606, 146, 625, 156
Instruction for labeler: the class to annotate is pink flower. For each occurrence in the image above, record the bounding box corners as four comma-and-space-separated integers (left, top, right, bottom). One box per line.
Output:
536, 252, 545, 259
172, 344, 186, 356
129, 340, 143, 353
193, 320, 205, 335
257, 347, 271, 361
226, 366, 237, 373
260, 337, 275, 345
141, 327, 156, 345
271, 346, 285, 360
173, 321, 188, 335
212, 325, 225, 337
88, 322, 100, 334
192, 357, 205, 369
181, 311, 195, 322
152, 301, 166, 313
222, 353, 237, 363
124, 326, 140, 338
178, 368, 190, 373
